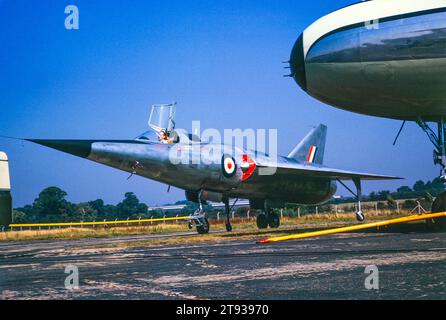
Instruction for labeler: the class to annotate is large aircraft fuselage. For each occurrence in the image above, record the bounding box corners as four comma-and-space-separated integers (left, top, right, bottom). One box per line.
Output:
290, 0, 446, 121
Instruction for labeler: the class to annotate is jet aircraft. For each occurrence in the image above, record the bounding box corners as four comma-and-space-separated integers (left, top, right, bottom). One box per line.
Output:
26, 104, 400, 234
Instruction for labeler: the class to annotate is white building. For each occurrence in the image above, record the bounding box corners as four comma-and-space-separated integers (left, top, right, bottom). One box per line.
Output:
0, 152, 12, 228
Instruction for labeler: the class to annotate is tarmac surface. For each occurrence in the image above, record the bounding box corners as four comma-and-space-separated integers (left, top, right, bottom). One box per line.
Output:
0, 230, 445, 300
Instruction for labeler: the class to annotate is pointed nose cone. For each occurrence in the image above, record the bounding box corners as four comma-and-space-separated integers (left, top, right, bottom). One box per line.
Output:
26, 140, 93, 158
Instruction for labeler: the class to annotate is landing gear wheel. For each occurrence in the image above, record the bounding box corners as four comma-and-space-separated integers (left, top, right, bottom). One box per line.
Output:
268, 212, 280, 228
256, 213, 268, 229
356, 211, 365, 222
225, 222, 233, 232
428, 192, 446, 232
196, 218, 210, 234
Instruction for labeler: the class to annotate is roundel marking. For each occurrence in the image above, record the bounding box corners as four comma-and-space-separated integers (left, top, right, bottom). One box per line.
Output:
222, 155, 237, 178
241, 155, 257, 181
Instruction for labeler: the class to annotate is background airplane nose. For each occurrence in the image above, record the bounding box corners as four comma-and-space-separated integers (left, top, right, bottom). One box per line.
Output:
289, 33, 307, 91
26, 140, 93, 158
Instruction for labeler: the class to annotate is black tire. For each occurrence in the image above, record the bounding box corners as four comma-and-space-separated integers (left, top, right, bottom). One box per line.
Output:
197, 218, 210, 234
268, 212, 280, 229
256, 213, 268, 229
428, 192, 446, 232
225, 222, 233, 232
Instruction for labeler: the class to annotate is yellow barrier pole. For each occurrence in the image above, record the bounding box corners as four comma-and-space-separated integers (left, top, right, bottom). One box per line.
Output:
258, 212, 446, 244
9, 215, 193, 229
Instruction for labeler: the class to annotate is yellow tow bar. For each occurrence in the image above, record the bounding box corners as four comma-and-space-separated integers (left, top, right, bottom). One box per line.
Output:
258, 212, 446, 244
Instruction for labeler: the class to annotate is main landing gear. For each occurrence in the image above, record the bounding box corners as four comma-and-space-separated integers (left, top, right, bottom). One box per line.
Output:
337, 178, 364, 222
256, 202, 280, 230
417, 118, 446, 231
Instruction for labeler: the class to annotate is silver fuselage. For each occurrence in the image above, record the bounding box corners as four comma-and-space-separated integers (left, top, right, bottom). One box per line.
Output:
88, 140, 336, 205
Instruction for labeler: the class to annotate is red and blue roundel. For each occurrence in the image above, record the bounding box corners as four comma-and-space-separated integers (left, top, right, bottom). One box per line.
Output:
222, 155, 237, 178
241, 155, 256, 181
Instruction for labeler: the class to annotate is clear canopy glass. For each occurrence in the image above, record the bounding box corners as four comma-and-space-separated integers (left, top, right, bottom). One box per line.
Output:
148, 103, 176, 133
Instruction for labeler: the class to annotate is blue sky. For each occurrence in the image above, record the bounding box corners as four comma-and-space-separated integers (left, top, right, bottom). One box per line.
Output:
0, 0, 437, 207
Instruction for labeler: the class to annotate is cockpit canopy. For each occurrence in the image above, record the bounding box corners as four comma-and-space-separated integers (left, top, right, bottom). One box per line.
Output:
148, 103, 176, 133
135, 103, 203, 144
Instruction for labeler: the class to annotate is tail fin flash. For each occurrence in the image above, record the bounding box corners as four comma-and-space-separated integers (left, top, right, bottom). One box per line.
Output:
287, 124, 327, 165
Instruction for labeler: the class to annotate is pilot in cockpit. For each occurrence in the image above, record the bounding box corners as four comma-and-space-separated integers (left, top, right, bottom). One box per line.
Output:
158, 130, 173, 144
158, 129, 180, 144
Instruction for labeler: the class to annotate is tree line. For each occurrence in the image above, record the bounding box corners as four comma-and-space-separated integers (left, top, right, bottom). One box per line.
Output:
331, 178, 445, 204
14, 187, 150, 224
13, 178, 446, 223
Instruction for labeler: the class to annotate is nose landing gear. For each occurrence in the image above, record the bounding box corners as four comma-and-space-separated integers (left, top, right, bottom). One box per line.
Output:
196, 217, 210, 234
190, 206, 210, 234
189, 191, 210, 234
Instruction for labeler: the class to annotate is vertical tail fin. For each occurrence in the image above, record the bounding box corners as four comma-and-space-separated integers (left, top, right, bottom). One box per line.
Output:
287, 124, 327, 165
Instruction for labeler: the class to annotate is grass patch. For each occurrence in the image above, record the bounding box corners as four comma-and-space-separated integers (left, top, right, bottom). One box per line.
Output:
0, 210, 412, 242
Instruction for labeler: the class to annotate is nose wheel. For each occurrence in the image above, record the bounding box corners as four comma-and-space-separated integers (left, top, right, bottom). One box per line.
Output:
190, 208, 210, 234
196, 217, 210, 234
189, 191, 210, 234
189, 210, 210, 234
